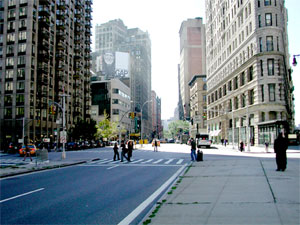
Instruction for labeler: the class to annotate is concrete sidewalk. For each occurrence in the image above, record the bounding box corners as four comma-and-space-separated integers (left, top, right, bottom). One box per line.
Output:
141, 151, 300, 225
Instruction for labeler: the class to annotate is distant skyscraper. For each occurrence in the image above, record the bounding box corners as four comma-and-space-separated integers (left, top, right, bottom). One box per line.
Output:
0, 0, 92, 147
179, 18, 206, 120
205, 0, 294, 146
94, 19, 152, 138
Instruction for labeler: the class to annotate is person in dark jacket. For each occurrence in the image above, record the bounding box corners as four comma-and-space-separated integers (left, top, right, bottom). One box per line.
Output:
274, 132, 289, 171
190, 138, 197, 161
127, 140, 133, 162
120, 140, 129, 162
113, 142, 120, 161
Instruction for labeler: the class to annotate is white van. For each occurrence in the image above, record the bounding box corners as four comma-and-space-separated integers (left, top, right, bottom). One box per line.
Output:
197, 134, 211, 148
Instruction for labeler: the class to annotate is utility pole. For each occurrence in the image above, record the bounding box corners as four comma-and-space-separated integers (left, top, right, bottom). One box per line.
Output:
140, 100, 152, 147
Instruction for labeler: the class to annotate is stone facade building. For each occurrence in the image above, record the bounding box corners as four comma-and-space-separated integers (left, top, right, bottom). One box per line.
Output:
189, 75, 207, 138
205, 0, 294, 147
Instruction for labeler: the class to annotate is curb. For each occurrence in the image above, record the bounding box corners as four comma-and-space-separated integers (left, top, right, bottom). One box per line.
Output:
139, 162, 193, 225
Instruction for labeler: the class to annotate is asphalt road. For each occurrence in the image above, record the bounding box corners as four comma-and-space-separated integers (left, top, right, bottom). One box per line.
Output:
0, 148, 189, 225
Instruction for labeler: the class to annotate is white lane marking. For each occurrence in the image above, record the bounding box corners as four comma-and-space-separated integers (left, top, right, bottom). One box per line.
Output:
107, 165, 119, 170
0, 188, 45, 203
130, 159, 144, 164
176, 159, 184, 164
164, 159, 174, 164
118, 164, 188, 225
141, 159, 154, 164
152, 159, 163, 164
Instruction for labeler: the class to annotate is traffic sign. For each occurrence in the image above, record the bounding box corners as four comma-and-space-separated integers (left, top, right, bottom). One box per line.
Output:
60, 136, 67, 143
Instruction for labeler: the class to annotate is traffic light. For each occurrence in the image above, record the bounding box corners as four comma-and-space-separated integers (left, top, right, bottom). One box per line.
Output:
50, 105, 56, 115
202, 112, 207, 119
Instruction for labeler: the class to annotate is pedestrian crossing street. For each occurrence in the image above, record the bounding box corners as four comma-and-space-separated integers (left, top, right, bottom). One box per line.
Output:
84, 158, 186, 166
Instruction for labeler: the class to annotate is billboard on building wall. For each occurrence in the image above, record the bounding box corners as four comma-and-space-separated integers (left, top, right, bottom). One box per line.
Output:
97, 52, 130, 79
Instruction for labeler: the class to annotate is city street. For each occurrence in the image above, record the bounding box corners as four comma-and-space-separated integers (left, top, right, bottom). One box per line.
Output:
1, 144, 299, 224
0, 145, 190, 225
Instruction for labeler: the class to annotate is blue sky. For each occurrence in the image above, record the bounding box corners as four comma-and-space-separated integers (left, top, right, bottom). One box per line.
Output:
92, 0, 300, 126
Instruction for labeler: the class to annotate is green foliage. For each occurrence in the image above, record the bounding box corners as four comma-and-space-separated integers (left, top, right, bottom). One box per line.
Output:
95, 111, 118, 140
165, 120, 189, 139
70, 119, 97, 141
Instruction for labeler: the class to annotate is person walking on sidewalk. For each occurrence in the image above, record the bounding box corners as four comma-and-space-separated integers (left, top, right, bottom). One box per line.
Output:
274, 132, 289, 171
113, 142, 120, 161
190, 138, 197, 161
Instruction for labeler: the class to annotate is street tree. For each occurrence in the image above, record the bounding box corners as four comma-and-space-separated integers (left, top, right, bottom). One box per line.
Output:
96, 111, 118, 140
167, 120, 189, 139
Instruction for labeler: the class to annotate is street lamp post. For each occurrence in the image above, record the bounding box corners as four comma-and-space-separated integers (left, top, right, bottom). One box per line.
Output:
140, 100, 152, 147
50, 92, 69, 159
118, 108, 132, 146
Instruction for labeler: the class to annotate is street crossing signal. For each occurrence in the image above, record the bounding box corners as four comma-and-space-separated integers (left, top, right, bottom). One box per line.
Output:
202, 112, 207, 119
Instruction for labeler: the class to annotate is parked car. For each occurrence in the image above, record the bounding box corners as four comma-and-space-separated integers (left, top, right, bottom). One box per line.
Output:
19, 144, 37, 156
168, 138, 175, 143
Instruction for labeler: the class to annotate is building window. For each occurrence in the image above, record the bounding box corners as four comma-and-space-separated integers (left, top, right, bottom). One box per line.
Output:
258, 0, 261, 7
223, 84, 227, 96
16, 107, 25, 117
5, 70, 14, 79
248, 66, 253, 81
17, 68, 25, 79
265, 13, 272, 26
16, 94, 25, 104
242, 93, 246, 107
19, 19, 27, 29
259, 37, 263, 52
112, 109, 119, 115
264, 0, 271, 6
16, 81, 25, 91
18, 43, 26, 53
260, 60, 264, 76
18, 56, 26, 65
240, 72, 245, 86
4, 108, 12, 118
18, 31, 27, 41
276, 36, 279, 51
4, 95, 13, 105
249, 89, 254, 105
8, 9, 16, 19
268, 84, 275, 101
261, 112, 265, 122
258, 15, 261, 27
234, 76, 238, 90
7, 21, 15, 30
203, 84, 207, 90
266, 36, 273, 51
267, 59, 274, 75
5, 82, 14, 91
6, 57, 14, 67
19, 7, 27, 17
234, 96, 239, 109
261, 85, 264, 102
7, 33, 15, 42
228, 80, 232, 91
6, 45, 14, 55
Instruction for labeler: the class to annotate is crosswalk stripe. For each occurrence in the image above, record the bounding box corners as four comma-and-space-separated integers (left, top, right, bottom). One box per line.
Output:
141, 159, 154, 164
131, 159, 144, 164
164, 159, 174, 164
176, 159, 184, 164
152, 159, 163, 164
98, 159, 113, 164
